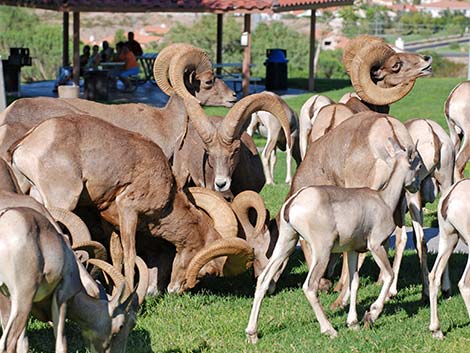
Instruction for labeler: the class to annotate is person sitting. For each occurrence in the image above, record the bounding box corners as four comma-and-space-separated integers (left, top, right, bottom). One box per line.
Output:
79, 45, 90, 76
126, 31, 143, 57
86, 44, 101, 70
100, 40, 114, 62
114, 41, 140, 92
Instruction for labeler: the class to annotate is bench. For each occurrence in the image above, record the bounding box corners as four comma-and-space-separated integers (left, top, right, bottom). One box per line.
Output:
219, 74, 263, 93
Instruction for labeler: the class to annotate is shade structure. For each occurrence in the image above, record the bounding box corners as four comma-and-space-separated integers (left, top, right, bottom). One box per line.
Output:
0, 0, 354, 92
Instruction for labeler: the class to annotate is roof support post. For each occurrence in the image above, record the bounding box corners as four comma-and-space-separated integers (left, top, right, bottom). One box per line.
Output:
216, 14, 223, 77
308, 9, 316, 91
72, 11, 80, 85
62, 11, 70, 67
242, 13, 251, 97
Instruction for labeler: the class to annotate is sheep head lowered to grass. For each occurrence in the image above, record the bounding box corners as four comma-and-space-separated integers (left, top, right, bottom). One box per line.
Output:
173, 91, 292, 194
342, 35, 432, 106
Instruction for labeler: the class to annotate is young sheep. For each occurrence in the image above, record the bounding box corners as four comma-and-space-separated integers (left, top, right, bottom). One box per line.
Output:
246, 140, 421, 340
428, 178, 470, 339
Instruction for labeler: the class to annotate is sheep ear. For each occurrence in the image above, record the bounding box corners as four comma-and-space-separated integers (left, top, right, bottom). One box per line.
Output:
371, 67, 384, 80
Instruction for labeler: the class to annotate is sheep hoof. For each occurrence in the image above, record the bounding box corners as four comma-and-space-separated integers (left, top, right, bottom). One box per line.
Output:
322, 328, 338, 338
319, 278, 332, 293
432, 330, 444, 340
442, 289, 452, 299
330, 299, 346, 311
246, 331, 259, 344
363, 311, 374, 329
347, 321, 359, 331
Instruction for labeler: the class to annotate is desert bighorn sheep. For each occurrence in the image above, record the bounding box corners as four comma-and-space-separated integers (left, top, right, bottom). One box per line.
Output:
9, 115, 255, 293
0, 206, 148, 353
444, 81, 470, 180
246, 140, 420, 340
298, 94, 334, 160
246, 93, 300, 184
342, 35, 432, 106
428, 178, 470, 339
307, 103, 355, 145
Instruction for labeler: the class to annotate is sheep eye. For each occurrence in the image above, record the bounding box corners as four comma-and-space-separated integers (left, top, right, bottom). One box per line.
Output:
392, 62, 402, 71
205, 80, 214, 86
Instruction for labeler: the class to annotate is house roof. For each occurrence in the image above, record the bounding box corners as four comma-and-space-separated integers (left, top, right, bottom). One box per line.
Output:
418, 0, 470, 10
0, 0, 354, 13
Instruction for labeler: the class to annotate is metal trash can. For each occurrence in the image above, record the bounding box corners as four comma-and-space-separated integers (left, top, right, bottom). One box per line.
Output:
2, 60, 21, 94
84, 70, 109, 101
264, 49, 288, 91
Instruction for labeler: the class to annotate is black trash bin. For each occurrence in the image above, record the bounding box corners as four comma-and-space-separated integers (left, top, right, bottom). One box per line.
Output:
84, 70, 109, 101
264, 49, 288, 91
2, 60, 21, 94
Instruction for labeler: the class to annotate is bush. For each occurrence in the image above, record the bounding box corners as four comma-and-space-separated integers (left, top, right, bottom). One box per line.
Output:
420, 50, 466, 78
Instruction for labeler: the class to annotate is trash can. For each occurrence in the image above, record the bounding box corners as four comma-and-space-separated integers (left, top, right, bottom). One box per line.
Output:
84, 70, 109, 101
264, 49, 288, 91
2, 60, 21, 94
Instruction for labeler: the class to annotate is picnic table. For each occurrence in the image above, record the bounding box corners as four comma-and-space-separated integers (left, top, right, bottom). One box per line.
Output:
137, 53, 158, 83
213, 62, 261, 93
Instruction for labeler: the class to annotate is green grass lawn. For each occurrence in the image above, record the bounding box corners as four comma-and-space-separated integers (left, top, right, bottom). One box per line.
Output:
26, 77, 470, 352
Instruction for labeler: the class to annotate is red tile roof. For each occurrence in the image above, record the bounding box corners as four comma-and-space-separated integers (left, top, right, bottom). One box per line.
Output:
0, 0, 353, 13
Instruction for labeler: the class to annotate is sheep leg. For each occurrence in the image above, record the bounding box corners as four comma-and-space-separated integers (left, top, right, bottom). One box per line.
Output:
52, 293, 67, 353
429, 230, 458, 339
346, 251, 360, 329
332, 253, 365, 309
269, 149, 277, 183
333, 253, 348, 293
447, 118, 461, 153
458, 251, 470, 319
299, 121, 312, 160
246, 220, 299, 343
364, 244, 393, 326
454, 133, 470, 180
408, 192, 430, 300
117, 204, 138, 288
303, 243, 337, 337
285, 143, 293, 184
0, 292, 33, 353
262, 132, 278, 185
391, 196, 407, 297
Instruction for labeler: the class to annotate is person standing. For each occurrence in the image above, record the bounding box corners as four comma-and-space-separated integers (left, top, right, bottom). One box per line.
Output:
126, 31, 143, 57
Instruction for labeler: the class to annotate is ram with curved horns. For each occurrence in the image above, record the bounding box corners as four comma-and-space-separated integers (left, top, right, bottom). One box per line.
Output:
342, 35, 432, 107
9, 114, 257, 293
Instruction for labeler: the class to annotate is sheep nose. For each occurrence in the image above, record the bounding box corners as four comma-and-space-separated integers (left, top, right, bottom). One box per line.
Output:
423, 55, 432, 62
214, 177, 231, 192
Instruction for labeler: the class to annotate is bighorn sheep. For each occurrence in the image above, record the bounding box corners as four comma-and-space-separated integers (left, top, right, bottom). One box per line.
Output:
342, 35, 432, 106
9, 115, 255, 293
173, 93, 291, 194
298, 94, 334, 160
444, 81, 470, 180
428, 178, 470, 339
246, 93, 300, 184
246, 140, 420, 340
0, 206, 148, 353
307, 103, 355, 145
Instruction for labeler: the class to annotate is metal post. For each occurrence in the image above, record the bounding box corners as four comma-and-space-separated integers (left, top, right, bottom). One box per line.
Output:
242, 14, 251, 97
72, 12, 80, 85
63, 12, 70, 67
216, 14, 223, 77
308, 9, 316, 91
0, 59, 6, 110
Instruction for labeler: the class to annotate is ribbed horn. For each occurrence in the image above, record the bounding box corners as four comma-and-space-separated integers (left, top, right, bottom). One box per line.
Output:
185, 238, 254, 289
48, 207, 91, 245
342, 35, 385, 76
153, 43, 196, 96
221, 93, 291, 146
169, 47, 214, 101
110, 232, 123, 272
350, 42, 414, 105
72, 240, 108, 262
188, 187, 238, 239
135, 256, 149, 305
183, 96, 216, 144
88, 258, 132, 300
231, 191, 267, 235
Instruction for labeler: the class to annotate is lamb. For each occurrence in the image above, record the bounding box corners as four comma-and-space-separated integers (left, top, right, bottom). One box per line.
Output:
444, 80, 470, 180
428, 178, 470, 339
246, 139, 420, 340
246, 93, 300, 185
0, 205, 148, 353
9, 114, 255, 293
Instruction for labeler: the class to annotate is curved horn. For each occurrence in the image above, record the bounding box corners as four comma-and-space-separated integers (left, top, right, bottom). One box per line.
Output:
153, 43, 196, 96
221, 93, 291, 146
349, 42, 414, 105
185, 238, 254, 289
183, 96, 216, 144
342, 35, 385, 76
188, 187, 238, 238
169, 47, 214, 101
88, 258, 132, 300
48, 207, 91, 245
109, 231, 123, 272
231, 191, 267, 235
72, 240, 108, 262
135, 256, 149, 305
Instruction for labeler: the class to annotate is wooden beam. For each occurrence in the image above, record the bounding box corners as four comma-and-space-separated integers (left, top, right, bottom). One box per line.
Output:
242, 14, 251, 97
308, 9, 316, 91
72, 12, 80, 85
63, 11, 69, 67
216, 14, 223, 77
